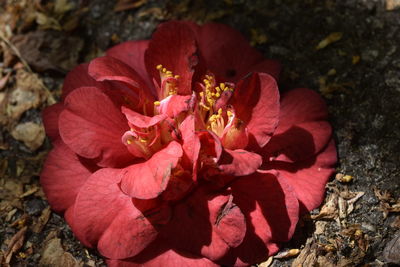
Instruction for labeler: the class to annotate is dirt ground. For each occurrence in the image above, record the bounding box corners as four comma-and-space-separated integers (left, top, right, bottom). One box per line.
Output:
0, 0, 399, 266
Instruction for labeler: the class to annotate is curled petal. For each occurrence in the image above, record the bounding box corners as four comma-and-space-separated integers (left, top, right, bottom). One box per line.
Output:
106, 40, 154, 92
59, 87, 132, 167
122, 106, 167, 129
218, 149, 262, 177
231, 73, 280, 148
120, 141, 183, 199
157, 94, 192, 118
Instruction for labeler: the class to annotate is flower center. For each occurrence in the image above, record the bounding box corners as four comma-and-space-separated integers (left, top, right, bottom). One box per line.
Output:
156, 64, 180, 99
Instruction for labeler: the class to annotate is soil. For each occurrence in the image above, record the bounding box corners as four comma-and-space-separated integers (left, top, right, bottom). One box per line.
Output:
0, 0, 399, 266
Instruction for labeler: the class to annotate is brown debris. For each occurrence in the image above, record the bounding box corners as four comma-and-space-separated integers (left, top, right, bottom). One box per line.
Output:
316, 32, 343, 50
114, 0, 148, 12
39, 237, 80, 267
374, 187, 400, 218
383, 231, 400, 264
2, 226, 28, 265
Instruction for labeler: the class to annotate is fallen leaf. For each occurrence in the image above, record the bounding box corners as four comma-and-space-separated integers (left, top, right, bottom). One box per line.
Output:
32, 207, 51, 233
39, 238, 80, 267
114, 0, 148, 12
274, 249, 300, 259
3, 226, 27, 264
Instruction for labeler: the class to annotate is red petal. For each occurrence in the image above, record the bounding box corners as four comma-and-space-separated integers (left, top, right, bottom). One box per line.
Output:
162, 188, 242, 261
59, 86, 132, 167
249, 59, 282, 81
278, 88, 328, 129
232, 73, 280, 148
194, 23, 264, 82
120, 141, 183, 199
122, 106, 167, 128
106, 40, 153, 90
218, 149, 262, 177
61, 63, 106, 99
42, 103, 63, 141
73, 168, 164, 258
262, 121, 332, 163
40, 140, 92, 212
145, 21, 197, 96
180, 114, 201, 173
273, 140, 337, 212
157, 94, 192, 118
88, 56, 155, 101
220, 172, 299, 265
107, 240, 219, 267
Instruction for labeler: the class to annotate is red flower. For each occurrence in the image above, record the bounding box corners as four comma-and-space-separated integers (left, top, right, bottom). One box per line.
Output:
41, 21, 336, 266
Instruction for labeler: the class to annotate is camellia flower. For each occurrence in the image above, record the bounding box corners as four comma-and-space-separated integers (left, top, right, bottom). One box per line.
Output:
41, 21, 337, 266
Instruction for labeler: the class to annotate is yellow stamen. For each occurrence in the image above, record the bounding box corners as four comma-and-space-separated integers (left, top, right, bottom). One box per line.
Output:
127, 139, 132, 145
154, 101, 160, 106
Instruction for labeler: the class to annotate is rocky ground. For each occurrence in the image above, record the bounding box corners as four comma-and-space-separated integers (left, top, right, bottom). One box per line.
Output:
0, 0, 399, 266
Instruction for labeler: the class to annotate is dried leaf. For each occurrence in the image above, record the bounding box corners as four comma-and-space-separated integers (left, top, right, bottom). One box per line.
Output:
4, 226, 27, 264
39, 238, 80, 267
274, 249, 300, 259
32, 207, 51, 233
114, 0, 148, 12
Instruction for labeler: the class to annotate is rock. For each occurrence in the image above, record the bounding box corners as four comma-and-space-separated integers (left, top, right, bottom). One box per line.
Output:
11, 122, 45, 151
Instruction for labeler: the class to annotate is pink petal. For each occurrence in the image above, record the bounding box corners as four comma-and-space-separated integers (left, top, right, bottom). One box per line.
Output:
120, 141, 183, 199
40, 140, 93, 212
278, 88, 328, 129
42, 103, 63, 141
273, 140, 337, 212
162, 188, 240, 261
122, 106, 167, 128
194, 23, 264, 82
220, 172, 299, 265
59, 86, 132, 167
88, 56, 155, 101
262, 121, 332, 163
157, 94, 192, 118
145, 21, 197, 96
61, 63, 106, 99
218, 149, 262, 176
180, 114, 201, 173
107, 240, 219, 267
106, 40, 153, 90
231, 73, 280, 148
73, 168, 166, 258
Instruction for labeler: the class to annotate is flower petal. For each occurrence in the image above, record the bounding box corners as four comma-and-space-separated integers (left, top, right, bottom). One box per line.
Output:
220, 172, 299, 265
218, 149, 262, 176
120, 141, 183, 199
249, 59, 281, 81
162, 188, 244, 261
145, 21, 197, 96
262, 121, 332, 163
122, 106, 167, 128
61, 63, 106, 99
107, 240, 219, 267
272, 140, 337, 212
42, 103, 63, 141
88, 56, 155, 102
157, 94, 193, 118
106, 40, 152, 89
73, 168, 166, 258
59, 86, 132, 167
231, 73, 280, 148
40, 140, 93, 212
278, 88, 328, 129
194, 23, 264, 82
